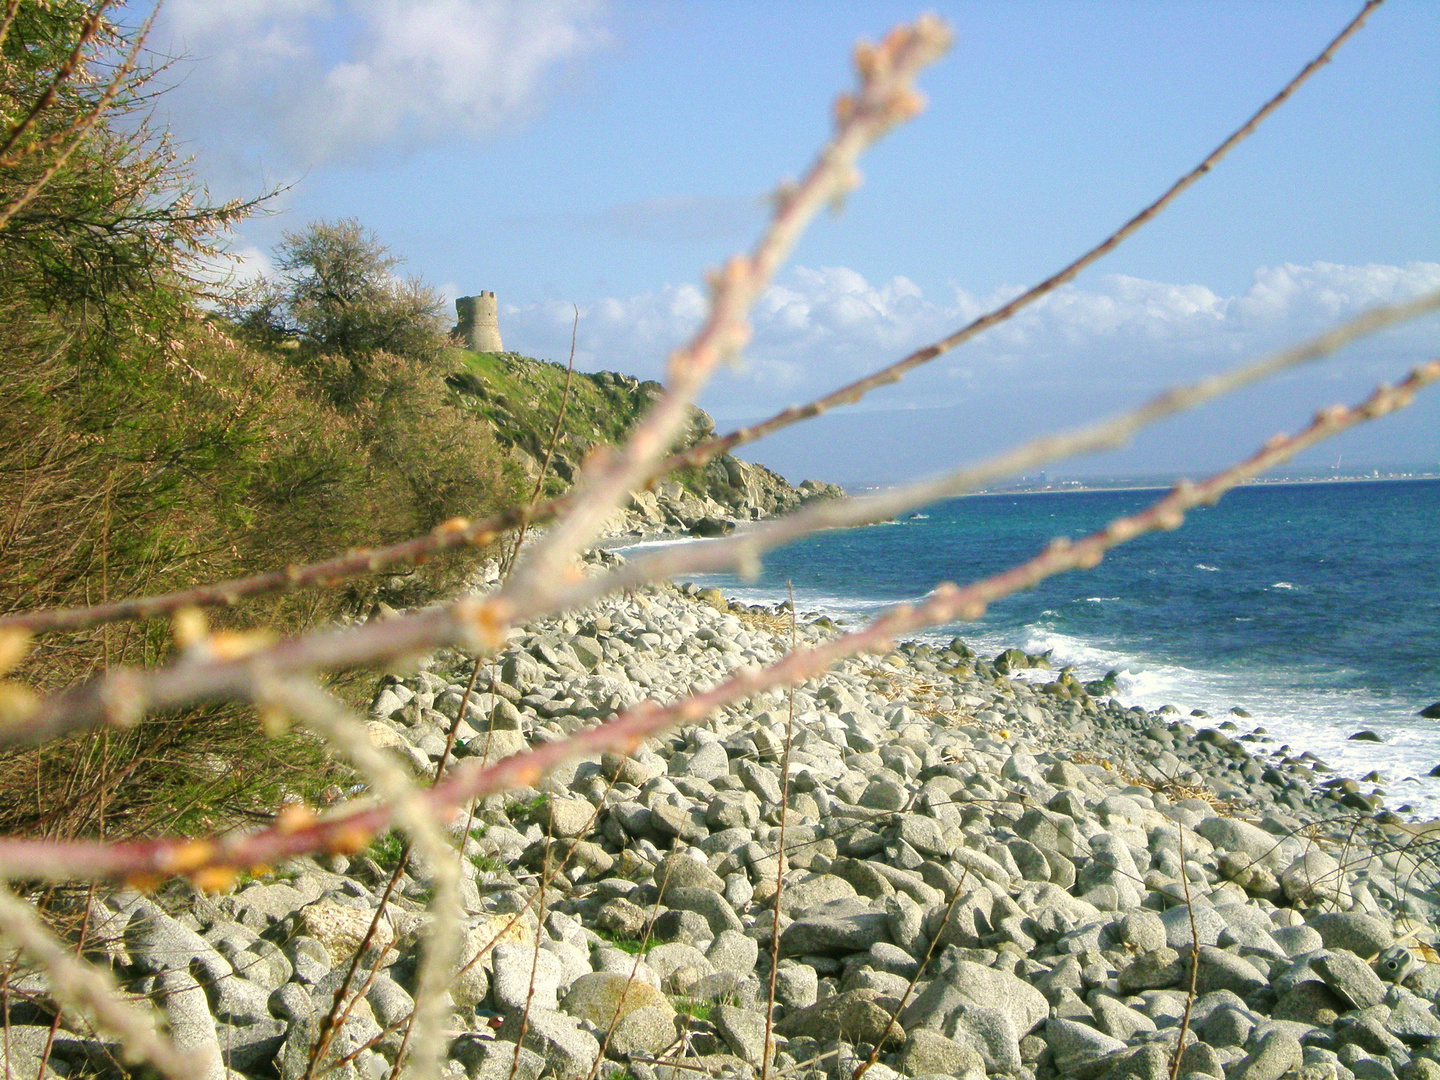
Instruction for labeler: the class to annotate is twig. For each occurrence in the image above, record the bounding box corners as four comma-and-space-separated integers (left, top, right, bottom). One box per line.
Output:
853, 867, 970, 1080
496, 18, 950, 621
537, 290, 1440, 612
0, 1, 1377, 639
1168, 821, 1201, 1080
0, 0, 114, 162
0, 885, 200, 1080
761, 583, 798, 1080
8, 288, 1434, 757
501, 304, 579, 578
667, 0, 1387, 475
0, 5, 159, 232
264, 681, 459, 1080
6, 360, 1435, 885
509, 822, 553, 1080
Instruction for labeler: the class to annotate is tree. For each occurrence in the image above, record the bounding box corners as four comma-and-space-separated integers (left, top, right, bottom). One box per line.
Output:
255, 217, 448, 361
0, 1, 252, 356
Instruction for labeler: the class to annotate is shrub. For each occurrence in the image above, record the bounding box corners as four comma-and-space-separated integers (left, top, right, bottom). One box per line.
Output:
232, 217, 449, 362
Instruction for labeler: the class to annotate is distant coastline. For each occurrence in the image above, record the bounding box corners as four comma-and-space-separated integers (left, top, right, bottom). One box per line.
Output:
844, 470, 1440, 500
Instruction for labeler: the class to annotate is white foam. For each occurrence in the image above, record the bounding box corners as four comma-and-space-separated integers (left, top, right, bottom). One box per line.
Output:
669, 569, 1440, 816
1195, 564, 1220, 572
614, 535, 706, 552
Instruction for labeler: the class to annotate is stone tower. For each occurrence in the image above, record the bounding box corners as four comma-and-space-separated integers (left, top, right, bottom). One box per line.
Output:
455, 292, 503, 352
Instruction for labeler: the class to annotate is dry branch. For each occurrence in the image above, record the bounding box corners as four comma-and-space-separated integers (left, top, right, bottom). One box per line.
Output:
496, 17, 950, 620
0, 885, 200, 1080
667, 0, 1386, 473
0, 1, 1381, 637
2, 358, 1434, 887
555, 290, 1440, 607
3, 289, 1434, 759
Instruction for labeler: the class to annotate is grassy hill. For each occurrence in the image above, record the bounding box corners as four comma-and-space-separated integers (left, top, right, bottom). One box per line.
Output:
445, 348, 829, 517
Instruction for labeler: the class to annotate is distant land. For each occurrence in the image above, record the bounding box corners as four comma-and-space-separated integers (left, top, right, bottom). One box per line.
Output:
839, 465, 1440, 498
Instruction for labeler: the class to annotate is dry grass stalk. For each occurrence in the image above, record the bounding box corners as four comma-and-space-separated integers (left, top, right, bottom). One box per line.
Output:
264, 681, 459, 1080
760, 583, 799, 1080
0, 884, 198, 1079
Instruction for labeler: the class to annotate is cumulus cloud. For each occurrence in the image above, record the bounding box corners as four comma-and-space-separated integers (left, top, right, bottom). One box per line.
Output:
499, 260, 1440, 416
158, 0, 608, 168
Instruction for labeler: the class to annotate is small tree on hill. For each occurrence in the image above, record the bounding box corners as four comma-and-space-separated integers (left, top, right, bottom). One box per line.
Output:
236, 217, 447, 362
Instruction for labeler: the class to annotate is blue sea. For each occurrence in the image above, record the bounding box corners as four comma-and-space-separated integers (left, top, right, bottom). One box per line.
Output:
624, 479, 1440, 815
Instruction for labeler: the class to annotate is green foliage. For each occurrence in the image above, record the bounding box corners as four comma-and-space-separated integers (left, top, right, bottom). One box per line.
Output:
0, 4, 250, 355
509, 791, 550, 819
448, 349, 742, 502
594, 929, 652, 955
0, 6, 522, 841
230, 218, 447, 362
368, 831, 407, 870
672, 997, 712, 1021
468, 852, 504, 874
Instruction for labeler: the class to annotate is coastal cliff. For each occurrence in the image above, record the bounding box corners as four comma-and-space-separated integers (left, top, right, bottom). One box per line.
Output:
445, 349, 844, 537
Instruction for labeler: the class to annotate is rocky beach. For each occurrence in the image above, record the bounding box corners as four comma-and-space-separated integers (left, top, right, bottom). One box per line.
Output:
9, 557, 1440, 1080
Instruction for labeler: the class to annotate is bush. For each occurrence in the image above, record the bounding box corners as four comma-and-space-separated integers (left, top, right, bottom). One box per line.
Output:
232, 217, 449, 362
0, 11, 520, 841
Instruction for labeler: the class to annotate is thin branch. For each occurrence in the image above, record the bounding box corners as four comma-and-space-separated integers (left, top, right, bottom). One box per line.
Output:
496, 18, 950, 619
853, 866, 970, 1080
0, 0, 23, 54
502, 303, 579, 577
0, 0, 114, 162
668, 0, 1387, 473
0, 6, 159, 231
263, 681, 459, 1080
8, 288, 1433, 756
553, 290, 1440, 608
0, 1, 1381, 637
1168, 821, 1201, 1080
0, 885, 200, 1079
4, 358, 1434, 885
761, 583, 798, 1080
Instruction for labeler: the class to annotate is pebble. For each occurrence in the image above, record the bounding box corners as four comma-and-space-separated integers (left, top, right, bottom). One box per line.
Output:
25, 572, 1440, 1080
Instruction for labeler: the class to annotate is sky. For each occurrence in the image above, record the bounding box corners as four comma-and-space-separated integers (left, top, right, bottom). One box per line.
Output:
148, 0, 1439, 486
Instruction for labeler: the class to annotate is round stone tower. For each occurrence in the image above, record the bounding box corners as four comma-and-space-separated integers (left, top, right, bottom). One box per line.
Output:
455, 291, 503, 353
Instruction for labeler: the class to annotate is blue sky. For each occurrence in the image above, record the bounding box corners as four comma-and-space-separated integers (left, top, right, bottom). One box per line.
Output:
153, 1, 1439, 485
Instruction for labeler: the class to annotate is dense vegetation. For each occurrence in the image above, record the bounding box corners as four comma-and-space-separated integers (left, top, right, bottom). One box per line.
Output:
449, 349, 771, 505
0, 1, 778, 846
0, 7, 523, 840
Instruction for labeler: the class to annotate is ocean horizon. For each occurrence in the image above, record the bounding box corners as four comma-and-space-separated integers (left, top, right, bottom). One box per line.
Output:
622, 477, 1440, 816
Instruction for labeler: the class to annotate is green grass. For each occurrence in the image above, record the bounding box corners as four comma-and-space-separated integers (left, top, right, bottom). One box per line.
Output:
368, 830, 406, 869
469, 852, 505, 874
672, 997, 712, 1021
595, 928, 653, 955
509, 791, 549, 819
446, 348, 743, 504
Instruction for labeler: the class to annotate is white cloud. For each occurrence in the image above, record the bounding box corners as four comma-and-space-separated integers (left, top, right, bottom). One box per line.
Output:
498, 260, 1440, 414
159, 0, 609, 168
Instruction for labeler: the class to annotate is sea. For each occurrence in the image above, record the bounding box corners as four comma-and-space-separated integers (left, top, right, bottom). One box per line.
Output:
620, 479, 1440, 816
